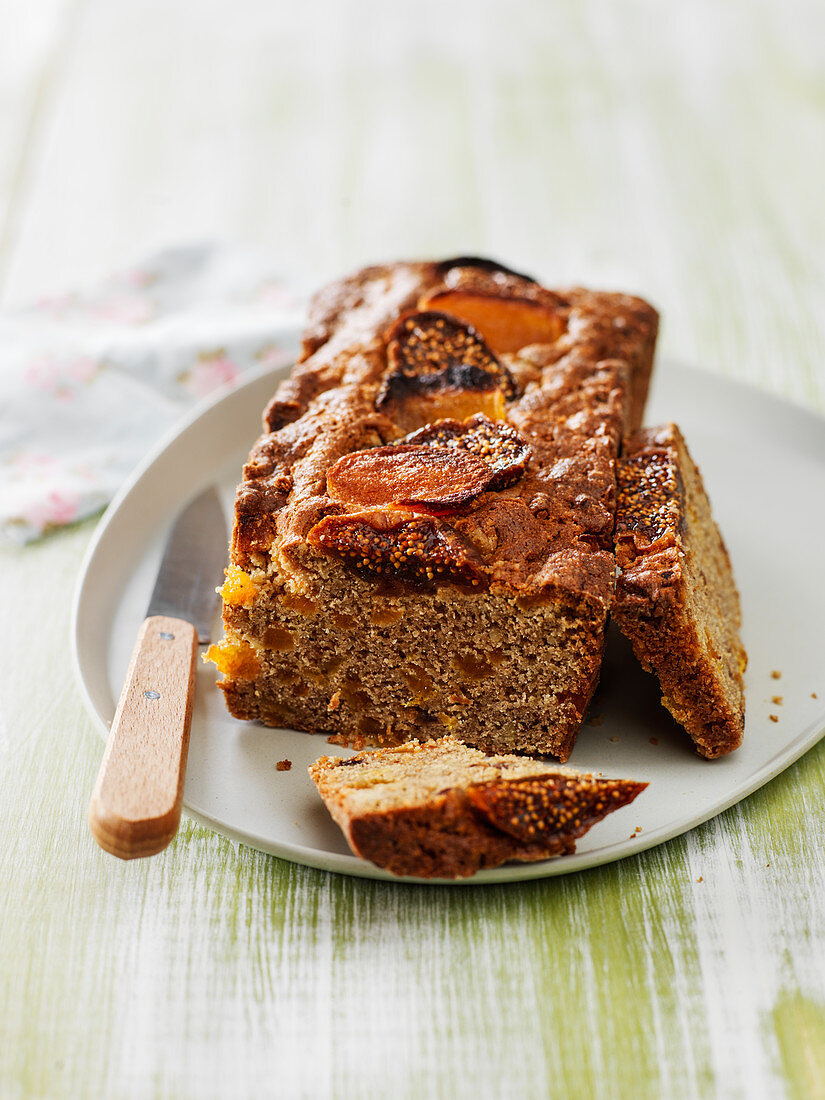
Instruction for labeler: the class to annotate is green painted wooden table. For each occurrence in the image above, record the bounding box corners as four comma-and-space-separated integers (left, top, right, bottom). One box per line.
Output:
2, 2, 824, 1096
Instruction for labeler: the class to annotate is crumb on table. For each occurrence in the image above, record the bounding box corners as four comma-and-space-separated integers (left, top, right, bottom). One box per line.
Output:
769, 715, 778, 723
276, 759, 292, 772
649, 737, 659, 746
771, 670, 782, 679
771, 696, 783, 705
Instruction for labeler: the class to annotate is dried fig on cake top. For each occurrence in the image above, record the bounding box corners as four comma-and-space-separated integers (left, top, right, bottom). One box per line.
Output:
308, 509, 487, 590
376, 311, 516, 431
399, 414, 531, 491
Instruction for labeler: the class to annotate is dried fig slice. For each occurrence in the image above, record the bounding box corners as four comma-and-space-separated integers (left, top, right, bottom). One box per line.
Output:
327, 444, 494, 510
308, 510, 487, 590
466, 775, 648, 843
400, 414, 531, 490
419, 270, 566, 354
378, 310, 516, 408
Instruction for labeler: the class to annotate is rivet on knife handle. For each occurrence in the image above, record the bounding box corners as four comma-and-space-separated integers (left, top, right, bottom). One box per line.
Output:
88, 615, 198, 859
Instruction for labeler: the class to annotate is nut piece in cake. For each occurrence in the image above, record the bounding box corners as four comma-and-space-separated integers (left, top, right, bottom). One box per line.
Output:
613, 423, 746, 758
310, 737, 648, 878
419, 265, 567, 354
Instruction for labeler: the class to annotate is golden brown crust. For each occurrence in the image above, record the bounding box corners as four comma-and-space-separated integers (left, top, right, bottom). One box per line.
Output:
310, 738, 647, 878
236, 356, 629, 610
613, 424, 746, 758
238, 262, 656, 596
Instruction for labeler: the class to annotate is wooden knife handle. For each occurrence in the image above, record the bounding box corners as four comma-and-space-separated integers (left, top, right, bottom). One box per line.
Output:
88, 615, 198, 859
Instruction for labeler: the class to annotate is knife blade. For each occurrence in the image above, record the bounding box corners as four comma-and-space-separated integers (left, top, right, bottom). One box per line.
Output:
88, 486, 227, 860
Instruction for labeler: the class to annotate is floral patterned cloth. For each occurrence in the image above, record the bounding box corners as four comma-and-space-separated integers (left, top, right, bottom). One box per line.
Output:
0, 245, 305, 544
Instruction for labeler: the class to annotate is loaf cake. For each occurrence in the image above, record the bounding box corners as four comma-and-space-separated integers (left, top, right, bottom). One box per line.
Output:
207, 258, 659, 760
310, 737, 648, 878
612, 423, 746, 758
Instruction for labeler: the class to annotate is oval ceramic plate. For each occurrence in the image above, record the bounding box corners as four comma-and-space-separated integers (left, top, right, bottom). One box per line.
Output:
72, 361, 825, 883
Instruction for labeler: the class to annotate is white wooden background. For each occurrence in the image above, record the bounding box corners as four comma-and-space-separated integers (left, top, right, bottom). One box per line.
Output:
1, 1, 824, 1098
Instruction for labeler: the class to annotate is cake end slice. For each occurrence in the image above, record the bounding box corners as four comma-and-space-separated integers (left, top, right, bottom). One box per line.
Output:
612, 423, 746, 758
310, 737, 647, 878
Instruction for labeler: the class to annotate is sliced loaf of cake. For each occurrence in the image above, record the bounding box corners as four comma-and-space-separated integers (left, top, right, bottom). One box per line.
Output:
207, 258, 659, 761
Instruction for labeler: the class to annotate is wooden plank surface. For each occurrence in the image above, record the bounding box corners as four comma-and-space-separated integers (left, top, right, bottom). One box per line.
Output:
1, 1, 824, 1097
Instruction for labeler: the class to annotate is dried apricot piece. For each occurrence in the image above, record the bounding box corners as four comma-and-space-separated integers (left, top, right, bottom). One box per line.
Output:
419, 268, 566, 354
308, 509, 487, 590
219, 564, 258, 606
399, 413, 531, 490
327, 444, 493, 510
204, 638, 261, 680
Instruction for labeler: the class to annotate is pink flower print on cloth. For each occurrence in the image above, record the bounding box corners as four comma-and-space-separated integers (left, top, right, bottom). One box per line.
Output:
23, 356, 102, 402
2, 452, 109, 542
0, 245, 304, 544
178, 350, 240, 399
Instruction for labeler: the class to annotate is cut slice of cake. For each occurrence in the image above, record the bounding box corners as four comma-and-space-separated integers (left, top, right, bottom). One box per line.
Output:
612, 423, 746, 758
310, 737, 648, 878
207, 258, 659, 761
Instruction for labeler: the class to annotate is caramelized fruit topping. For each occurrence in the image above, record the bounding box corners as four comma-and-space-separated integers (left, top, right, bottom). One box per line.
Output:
378, 310, 516, 407
308, 510, 486, 590
419, 267, 566, 354
399, 413, 531, 490
327, 444, 494, 510
419, 290, 565, 354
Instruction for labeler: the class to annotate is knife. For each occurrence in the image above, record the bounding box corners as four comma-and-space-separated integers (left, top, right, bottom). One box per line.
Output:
88, 486, 227, 860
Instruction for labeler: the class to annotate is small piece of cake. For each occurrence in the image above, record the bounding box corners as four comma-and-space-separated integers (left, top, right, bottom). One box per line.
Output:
209, 258, 659, 760
310, 737, 648, 878
612, 423, 746, 758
